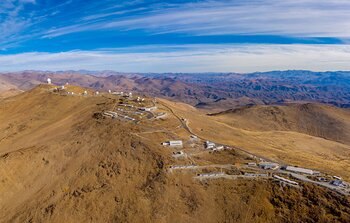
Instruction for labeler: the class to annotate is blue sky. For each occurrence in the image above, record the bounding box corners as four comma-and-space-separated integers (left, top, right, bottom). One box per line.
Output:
1, 0, 350, 72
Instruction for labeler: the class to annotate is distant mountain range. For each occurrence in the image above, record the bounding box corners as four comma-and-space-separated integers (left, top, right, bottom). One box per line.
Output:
1, 70, 349, 109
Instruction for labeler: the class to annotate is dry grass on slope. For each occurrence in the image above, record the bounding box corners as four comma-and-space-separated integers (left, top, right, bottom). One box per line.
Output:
0, 86, 349, 223
210, 103, 350, 145
159, 99, 350, 181
0, 77, 22, 99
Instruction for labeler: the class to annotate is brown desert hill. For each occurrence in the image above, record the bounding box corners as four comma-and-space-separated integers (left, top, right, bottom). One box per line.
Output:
1, 85, 349, 222
209, 103, 350, 145
195, 96, 265, 112
0, 76, 15, 91
158, 98, 350, 181
0, 76, 22, 98
0, 88, 23, 99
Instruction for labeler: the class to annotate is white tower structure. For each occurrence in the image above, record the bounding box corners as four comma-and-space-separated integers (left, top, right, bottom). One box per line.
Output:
47, 78, 52, 84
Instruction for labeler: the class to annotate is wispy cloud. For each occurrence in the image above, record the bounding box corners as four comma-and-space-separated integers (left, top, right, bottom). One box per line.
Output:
0, 0, 37, 49
2, 0, 350, 53
1, 44, 350, 72
42, 0, 350, 38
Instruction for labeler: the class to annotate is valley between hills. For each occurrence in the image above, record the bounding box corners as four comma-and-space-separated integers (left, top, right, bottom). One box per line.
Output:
0, 81, 349, 222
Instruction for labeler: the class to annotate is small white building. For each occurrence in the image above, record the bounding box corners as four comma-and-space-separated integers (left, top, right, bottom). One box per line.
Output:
244, 173, 269, 177
162, 140, 183, 147
120, 104, 134, 108
103, 111, 118, 118
205, 141, 215, 149
333, 176, 342, 180
140, 106, 157, 112
259, 162, 279, 170
169, 140, 183, 147
285, 166, 318, 175
47, 78, 52, 84
213, 146, 224, 151
197, 172, 225, 177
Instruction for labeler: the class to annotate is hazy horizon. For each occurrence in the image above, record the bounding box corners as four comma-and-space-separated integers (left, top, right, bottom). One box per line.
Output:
2, 68, 350, 75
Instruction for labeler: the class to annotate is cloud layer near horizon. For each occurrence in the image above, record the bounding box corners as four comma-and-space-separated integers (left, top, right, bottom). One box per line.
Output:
2, 44, 350, 73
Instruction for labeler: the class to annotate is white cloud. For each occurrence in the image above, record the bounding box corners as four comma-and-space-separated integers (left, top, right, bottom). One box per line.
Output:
0, 0, 37, 49
42, 0, 350, 38
1, 44, 350, 72
3, 0, 350, 51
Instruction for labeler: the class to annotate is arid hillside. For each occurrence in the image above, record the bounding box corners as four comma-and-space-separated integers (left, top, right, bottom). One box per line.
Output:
0, 76, 22, 98
159, 98, 350, 181
1, 85, 349, 222
0, 76, 14, 91
209, 103, 350, 145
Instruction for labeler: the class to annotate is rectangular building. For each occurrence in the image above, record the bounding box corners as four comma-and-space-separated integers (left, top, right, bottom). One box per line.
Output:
169, 140, 183, 147
140, 106, 157, 111
285, 166, 316, 175
259, 162, 279, 170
